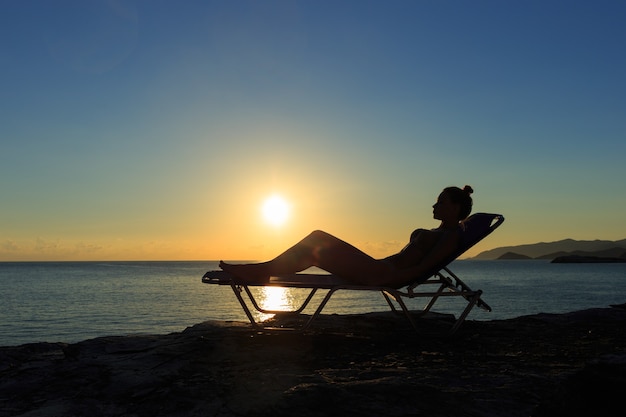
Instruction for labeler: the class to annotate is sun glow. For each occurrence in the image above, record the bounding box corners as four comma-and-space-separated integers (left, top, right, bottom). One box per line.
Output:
261, 195, 290, 226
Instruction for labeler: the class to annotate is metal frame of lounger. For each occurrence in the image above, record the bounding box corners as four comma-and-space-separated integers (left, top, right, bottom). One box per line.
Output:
202, 213, 504, 335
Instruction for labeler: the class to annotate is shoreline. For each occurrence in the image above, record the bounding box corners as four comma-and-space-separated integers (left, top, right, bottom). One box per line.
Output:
1, 306, 625, 417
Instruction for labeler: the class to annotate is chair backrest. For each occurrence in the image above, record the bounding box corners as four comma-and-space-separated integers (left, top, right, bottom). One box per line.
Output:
458, 213, 505, 255
407, 213, 504, 288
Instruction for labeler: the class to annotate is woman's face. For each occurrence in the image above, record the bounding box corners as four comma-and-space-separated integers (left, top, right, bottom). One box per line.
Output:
433, 192, 460, 221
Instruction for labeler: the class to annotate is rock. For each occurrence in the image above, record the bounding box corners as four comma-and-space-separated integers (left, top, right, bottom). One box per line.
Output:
1, 308, 626, 417
534, 354, 626, 417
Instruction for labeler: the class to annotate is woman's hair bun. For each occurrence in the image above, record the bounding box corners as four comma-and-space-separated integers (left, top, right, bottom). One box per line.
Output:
463, 185, 474, 195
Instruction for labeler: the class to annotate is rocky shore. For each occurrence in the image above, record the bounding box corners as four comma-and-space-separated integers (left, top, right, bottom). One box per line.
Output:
2, 306, 625, 417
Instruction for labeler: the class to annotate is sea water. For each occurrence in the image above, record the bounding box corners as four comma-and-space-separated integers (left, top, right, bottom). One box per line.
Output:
1, 260, 625, 347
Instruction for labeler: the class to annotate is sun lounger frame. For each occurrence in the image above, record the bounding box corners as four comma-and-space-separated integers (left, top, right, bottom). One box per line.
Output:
202, 213, 504, 335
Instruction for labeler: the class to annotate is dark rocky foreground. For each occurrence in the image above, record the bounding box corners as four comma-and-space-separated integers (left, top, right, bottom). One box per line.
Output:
1, 306, 626, 417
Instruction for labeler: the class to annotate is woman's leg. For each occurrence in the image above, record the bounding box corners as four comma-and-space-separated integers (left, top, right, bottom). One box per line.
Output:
220, 230, 391, 284
219, 231, 322, 281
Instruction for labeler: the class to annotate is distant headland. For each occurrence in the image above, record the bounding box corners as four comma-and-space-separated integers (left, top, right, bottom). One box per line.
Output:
474, 238, 626, 263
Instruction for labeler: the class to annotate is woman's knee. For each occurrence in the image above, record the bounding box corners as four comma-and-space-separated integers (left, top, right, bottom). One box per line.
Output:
307, 230, 331, 241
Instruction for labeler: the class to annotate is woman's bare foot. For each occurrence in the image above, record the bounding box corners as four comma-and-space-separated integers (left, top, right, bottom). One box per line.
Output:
219, 261, 270, 284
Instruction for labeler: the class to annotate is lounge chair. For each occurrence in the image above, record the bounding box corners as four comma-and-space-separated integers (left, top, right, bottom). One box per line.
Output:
202, 212, 504, 335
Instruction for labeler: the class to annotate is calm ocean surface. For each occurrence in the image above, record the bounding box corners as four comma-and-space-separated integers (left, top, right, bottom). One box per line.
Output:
1, 260, 625, 347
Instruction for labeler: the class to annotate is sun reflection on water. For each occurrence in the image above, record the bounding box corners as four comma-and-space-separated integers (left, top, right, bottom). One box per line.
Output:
256, 286, 298, 321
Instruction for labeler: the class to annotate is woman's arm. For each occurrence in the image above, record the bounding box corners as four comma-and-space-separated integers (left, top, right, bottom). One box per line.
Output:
394, 230, 461, 284
383, 228, 433, 268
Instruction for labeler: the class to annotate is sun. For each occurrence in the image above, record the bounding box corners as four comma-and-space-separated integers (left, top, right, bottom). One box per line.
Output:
261, 195, 290, 226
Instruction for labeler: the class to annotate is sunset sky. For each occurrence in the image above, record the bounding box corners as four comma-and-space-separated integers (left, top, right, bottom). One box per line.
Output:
2, 0, 625, 261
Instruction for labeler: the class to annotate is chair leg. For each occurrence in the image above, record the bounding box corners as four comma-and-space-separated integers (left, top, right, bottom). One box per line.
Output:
302, 288, 340, 330
381, 291, 400, 313
423, 283, 447, 313
377, 289, 422, 334
227, 282, 480, 335
230, 284, 261, 329
448, 290, 482, 335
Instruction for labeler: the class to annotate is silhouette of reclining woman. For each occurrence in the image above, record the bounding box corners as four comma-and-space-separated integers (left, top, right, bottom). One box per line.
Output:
220, 185, 474, 288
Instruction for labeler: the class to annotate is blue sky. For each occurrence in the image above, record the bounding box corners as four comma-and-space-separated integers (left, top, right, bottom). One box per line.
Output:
1, 0, 625, 261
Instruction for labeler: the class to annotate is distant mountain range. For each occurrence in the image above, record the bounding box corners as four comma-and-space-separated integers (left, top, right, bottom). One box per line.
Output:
474, 238, 626, 260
